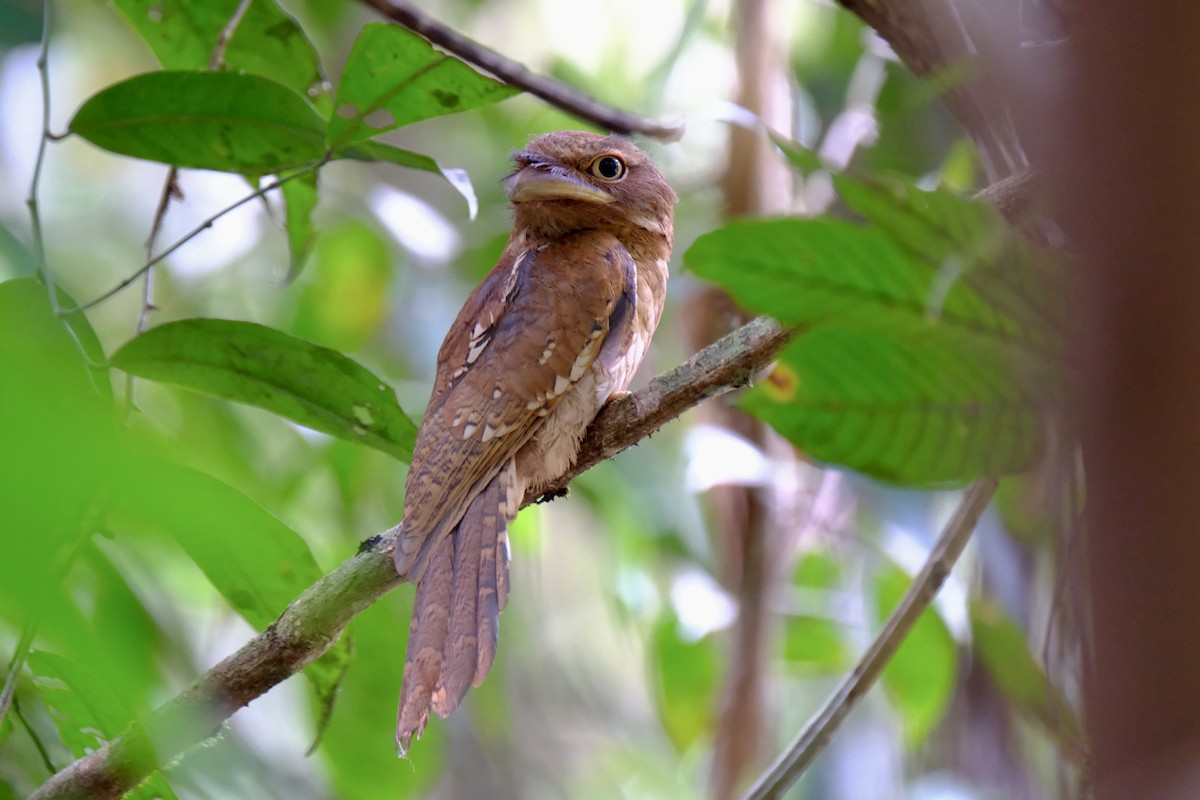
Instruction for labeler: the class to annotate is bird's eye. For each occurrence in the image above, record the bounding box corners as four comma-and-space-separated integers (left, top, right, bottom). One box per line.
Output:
588, 154, 627, 182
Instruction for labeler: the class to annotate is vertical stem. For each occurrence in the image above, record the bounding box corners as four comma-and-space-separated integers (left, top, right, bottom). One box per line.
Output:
27, 0, 57, 312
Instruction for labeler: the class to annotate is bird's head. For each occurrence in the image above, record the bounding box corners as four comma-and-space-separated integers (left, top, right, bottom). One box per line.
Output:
505, 131, 677, 248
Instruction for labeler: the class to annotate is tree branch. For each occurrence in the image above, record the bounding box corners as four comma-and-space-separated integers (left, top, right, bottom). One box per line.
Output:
740, 477, 1000, 800
30, 315, 791, 800
358, 0, 685, 141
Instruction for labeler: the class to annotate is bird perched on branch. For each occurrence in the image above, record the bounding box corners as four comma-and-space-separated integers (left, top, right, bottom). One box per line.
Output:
393, 131, 677, 751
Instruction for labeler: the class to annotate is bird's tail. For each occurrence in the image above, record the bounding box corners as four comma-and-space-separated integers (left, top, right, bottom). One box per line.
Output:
396, 471, 514, 754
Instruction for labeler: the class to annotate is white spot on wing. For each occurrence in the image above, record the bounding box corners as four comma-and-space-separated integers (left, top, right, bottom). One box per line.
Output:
466, 338, 489, 364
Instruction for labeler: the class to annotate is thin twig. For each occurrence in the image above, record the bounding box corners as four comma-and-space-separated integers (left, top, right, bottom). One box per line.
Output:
14, 696, 57, 775
65, 162, 325, 316
136, 169, 179, 334
740, 477, 1000, 800
358, 0, 685, 141
207, 0, 253, 71
0, 619, 38, 729
27, 0, 56, 312
29, 315, 792, 800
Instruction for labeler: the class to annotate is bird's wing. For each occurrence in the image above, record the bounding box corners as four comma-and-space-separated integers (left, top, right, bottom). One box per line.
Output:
396, 231, 637, 579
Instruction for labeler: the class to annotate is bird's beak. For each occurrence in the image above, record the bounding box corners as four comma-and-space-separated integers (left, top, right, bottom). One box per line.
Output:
506, 168, 614, 204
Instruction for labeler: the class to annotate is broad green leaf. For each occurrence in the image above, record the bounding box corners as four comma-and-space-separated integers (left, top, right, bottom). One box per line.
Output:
875, 562, 957, 746
833, 175, 1063, 351
742, 321, 1040, 483
332, 139, 438, 172
28, 652, 131, 756
28, 652, 179, 800
84, 546, 162, 715
0, 222, 35, 278
786, 550, 850, 674
321, 599, 445, 798
328, 23, 519, 147
834, 175, 995, 259
652, 619, 719, 751
783, 615, 849, 674
69, 71, 327, 175
114, 457, 350, 708
292, 222, 392, 353
0, 279, 116, 628
281, 169, 319, 280
111, 319, 418, 461
332, 140, 478, 217
794, 548, 842, 590
111, 0, 324, 98
686, 217, 1038, 353
971, 598, 1082, 751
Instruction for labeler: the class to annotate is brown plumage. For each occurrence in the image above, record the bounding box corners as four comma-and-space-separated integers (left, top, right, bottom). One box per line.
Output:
394, 131, 677, 751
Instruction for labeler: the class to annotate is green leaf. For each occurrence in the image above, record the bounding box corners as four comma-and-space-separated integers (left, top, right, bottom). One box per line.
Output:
332, 140, 478, 217
786, 550, 850, 674
328, 23, 518, 147
320, 599, 445, 798
111, 319, 418, 461
110, 0, 324, 97
29, 652, 179, 800
686, 217, 1039, 354
832, 175, 1063, 351
875, 562, 957, 745
281, 169, 319, 280
783, 615, 849, 674
769, 131, 826, 173
292, 222, 393, 353
332, 139, 438, 172
652, 619, 719, 751
742, 321, 1040, 483
794, 548, 842, 590
0, 279, 117, 629
69, 71, 327, 175
971, 597, 1082, 751
114, 457, 350, 709
29, 651, 129, 755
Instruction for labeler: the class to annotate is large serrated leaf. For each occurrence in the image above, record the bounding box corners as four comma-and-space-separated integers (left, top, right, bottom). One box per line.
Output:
742, 321, 1040, 483
328, 23, 518, 147
111, 0, 323, 97
833, 175, 1063, 350
69, 71, 327, 175
686, 217, 1037, 353
111, 319, 417, 461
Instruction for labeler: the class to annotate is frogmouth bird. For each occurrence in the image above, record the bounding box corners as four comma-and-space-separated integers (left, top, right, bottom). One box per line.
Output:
394, 131, 676, 751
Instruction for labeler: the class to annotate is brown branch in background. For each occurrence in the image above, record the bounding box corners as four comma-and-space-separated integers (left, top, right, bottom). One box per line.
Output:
741, 478, 1000, 800
30, 316, 791, 800
358, 0, 685, 141
835, 0, 1029, 184
702, 0, 794, 796
1048, 4, 1200, 798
